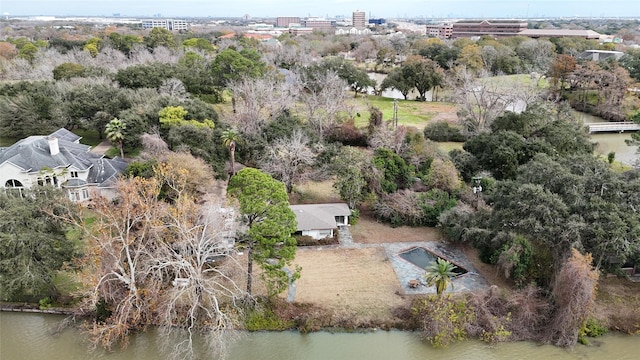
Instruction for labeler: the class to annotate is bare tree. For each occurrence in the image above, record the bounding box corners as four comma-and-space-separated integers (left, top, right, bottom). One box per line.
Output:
228, 76, 296, 135
296, 69, 349, 139
449, 67, 537, 135
368, 124, 409, 155
140, 131, 170, 159
260, 130, 319, 193
68, 177, 244, 359
547, 249, 599, 347
159, 78, 188, 99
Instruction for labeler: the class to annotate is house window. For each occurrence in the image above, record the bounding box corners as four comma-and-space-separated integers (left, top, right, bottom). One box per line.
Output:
5, 179, 23, 187
4, 179, 24, 197
69, 191, 80, 201
82, 188, 89, 199
70, 171, 78, 178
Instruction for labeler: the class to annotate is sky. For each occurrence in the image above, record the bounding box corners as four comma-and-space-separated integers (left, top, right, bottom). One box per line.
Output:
0, 0, 639, 19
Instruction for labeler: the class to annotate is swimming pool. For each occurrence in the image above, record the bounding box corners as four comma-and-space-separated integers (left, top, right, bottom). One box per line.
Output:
398, 247, 468, 276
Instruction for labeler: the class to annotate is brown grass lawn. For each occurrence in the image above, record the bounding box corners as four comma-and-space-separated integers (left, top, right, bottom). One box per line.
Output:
350, 211, 443, 244
292, 247, 409, 322
593, 277, 640, 333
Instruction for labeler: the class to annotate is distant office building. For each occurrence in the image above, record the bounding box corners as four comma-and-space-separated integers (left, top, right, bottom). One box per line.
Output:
302, 18, 336, 31
577, 50, 624, 61
276, 16, 301, 28
352, 10, 366, 29
452, 20, 527, 38
368, 18, 386, 25
518, 29, 601, 39
426, 23, 453, 38
141, 19, 188, 31
289, 27, 314, 35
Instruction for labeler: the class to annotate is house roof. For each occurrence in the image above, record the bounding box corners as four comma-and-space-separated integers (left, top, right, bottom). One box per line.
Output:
88, 156, 128, 187
289, 203, 350, 231
0, 135, 93, 172
49, 128, 82, 143
0, 129, 127, 187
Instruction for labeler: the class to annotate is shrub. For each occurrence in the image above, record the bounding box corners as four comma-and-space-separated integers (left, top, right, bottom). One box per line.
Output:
374, 189, 457, 227
372, 148, 414, 194
412, 295, 474, 348
245, 306, 293, 331
327, 120, 368, 147
295, 233, 339, 247
578, 317, 608, 344
423, 121, 466, 142
349, 208, 360, 225
39, 297, 53, 310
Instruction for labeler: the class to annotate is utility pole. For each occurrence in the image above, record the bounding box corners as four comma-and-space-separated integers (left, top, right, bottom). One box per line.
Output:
393, 98, 398, 128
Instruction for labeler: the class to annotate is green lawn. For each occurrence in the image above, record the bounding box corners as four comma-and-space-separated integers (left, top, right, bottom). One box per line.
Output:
436, 141, 464, 154
479, 74, 550, 90
349, 95, 457, 130
73, 128, 103, 147
0, 136, 19, 147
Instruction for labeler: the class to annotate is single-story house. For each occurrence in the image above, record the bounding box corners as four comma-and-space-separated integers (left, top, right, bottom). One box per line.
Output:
0, 128, 127, 201
289, 203, 351, 240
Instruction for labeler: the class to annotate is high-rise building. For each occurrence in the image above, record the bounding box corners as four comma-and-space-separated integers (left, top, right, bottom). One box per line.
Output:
276, 16, 301, 28
352, 10, 366, 29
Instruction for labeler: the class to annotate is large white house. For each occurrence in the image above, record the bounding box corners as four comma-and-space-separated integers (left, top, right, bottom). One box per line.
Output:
289, 203, 351, 240
0, 128, 127, 201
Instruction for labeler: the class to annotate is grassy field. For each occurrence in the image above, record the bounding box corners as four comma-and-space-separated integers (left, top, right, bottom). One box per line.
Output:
349, 95, 458, 130
479, 73, 550, 90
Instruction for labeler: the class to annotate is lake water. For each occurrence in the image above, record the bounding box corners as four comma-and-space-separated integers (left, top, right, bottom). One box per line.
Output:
1, 312, 638, 360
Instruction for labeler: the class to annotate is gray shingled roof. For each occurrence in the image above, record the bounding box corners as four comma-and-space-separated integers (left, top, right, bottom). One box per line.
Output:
49, 128, 82, 143
289, 203, 350, 231
0, 129, 127, 188
0, 136, 92, 172
88, 157, 128, 187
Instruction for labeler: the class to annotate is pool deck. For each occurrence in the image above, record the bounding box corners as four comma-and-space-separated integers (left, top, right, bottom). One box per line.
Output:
337, 226, 490, 295
383, 242, 490, 295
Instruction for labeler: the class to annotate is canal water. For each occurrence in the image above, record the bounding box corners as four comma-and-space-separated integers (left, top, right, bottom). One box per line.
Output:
1, 312, 638, 360
575, 111, 638, 166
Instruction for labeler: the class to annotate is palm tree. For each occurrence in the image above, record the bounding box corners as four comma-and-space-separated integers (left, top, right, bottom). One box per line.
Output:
424, 258, 457, 296
105, 118, 126, 158
221, 129, 241, 177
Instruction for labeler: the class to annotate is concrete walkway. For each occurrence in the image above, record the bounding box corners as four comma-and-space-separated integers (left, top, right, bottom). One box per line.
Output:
90, 140, 112, 155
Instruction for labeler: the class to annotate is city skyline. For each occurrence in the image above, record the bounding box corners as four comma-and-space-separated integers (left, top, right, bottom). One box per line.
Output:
1, 0, 639, 19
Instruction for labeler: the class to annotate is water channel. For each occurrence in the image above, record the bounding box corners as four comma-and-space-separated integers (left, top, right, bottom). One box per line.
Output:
1, 312, 638, 360
575, 111, 638, 166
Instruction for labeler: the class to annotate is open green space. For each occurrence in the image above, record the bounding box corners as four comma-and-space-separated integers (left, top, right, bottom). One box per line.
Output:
350, 95, 457, 129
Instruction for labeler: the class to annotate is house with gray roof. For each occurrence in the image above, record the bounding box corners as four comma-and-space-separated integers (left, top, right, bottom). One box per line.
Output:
289, 203, 351, 240
0, 128, 127, 201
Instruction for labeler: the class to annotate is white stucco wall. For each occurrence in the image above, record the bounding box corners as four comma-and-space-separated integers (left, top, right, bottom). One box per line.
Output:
302, 229, 334, 240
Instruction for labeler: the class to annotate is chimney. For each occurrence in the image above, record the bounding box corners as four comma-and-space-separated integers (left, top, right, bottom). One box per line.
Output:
47, 136, 59, 156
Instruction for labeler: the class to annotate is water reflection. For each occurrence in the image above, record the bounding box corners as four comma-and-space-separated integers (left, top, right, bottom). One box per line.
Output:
1, 312, 639, 360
